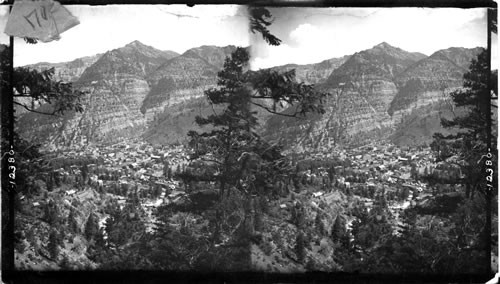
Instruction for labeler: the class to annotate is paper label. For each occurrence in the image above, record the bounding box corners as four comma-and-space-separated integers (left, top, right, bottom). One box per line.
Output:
4, 0, 79, 42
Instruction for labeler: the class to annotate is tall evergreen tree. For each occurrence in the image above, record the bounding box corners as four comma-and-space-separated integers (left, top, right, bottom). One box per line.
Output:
295, 231, 306, 264
332, 215, 346, 243
433, 49, 496, 199
188, 47, 329, 200
44, 199, 59, 225
84, 212, 99, 242
47, 229, 61, 260
67, 206, 80, 234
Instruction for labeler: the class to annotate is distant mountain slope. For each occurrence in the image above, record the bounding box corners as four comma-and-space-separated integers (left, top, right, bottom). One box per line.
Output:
143, 48, 346, 145
325, 42, 426, 87
16, 41, 484, 150
388, 47, 484, 116
77, 40, 178, 84
264, 42, 427, 150
390, 101, 460, 146
16, 54, 102, 116
25, 54, 102, 83
18, 41, 180, 149
143, 96, 221, 145
271, 55, 351, 85
263, 44, 483, 150
141, 45, 237, 116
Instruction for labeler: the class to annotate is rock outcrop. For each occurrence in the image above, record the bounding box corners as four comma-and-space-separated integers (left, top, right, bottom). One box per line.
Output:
140, 45, 237, 119
25, 53, 102, 83
16, 41, 483, 150
271, 55, 351, 85
18, 41, 179, 149
388, 47, 484, 116
264, 42, 426, 150
263, 43, 482, 150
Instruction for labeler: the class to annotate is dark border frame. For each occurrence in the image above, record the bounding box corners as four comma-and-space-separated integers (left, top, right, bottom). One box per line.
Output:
1, 1, 497, 283
0, 0, 498, 7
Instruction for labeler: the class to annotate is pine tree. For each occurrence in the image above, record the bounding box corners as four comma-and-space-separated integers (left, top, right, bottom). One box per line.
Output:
433, 49, 496, 199
84, 212, 99, 242
47, 229, 60, 260
67, 206, 80, 233
292, 202, 305, 228
167, 167, 173, 180
44, 199, 59, 225
432, 21, 496, 273
163, 160, 170, 177
81, 164, 88, 185
248, 7, 282, 46
253, 199, 264, 232
46, 177, 54, 191
105, 210, 121, 247
410, 164, 418, 179
188, 46, 329, 201
315, 213, 325, 236
59, 254, 71, 269
332, 215, 345, 243
295, 231, 306, 264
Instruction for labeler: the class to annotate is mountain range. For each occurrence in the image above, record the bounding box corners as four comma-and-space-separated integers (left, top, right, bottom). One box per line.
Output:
15, 40, 483, 151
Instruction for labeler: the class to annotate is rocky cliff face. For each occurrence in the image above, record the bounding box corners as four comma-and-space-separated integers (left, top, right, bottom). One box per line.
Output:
25, 54, 102, 83
321, 42, 427, 137
264, 42, 426, 150
14, 54, 102, 116
78, 41, 178, 84
17, 41, 483, 150
325, 42, 426, 87
388, 47, 484, 116
140, 45, 236, 120
263, 44, 482, 150
136, 46, 239, 146
17, 43, 239, 148
272, 55, 350, 85
18, 41, 179, 149
68, 40, 181, 145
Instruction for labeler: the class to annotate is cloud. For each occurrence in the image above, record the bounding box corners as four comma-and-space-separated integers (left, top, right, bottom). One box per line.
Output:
13, 5, 249, 66
251, 43, 297, 70
250, 8, 488, 70
289, 23, 322, 46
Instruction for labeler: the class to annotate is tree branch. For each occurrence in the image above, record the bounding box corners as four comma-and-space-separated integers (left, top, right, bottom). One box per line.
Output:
14, 101, 58, 116
250, 101, 300, 118
13, 93, 34, 97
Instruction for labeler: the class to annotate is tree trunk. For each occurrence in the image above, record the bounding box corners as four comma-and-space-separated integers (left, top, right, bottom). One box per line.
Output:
213, 208, 222, 244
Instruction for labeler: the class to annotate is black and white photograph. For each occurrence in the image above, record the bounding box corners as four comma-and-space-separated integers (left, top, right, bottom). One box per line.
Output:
0, 2, 498, 282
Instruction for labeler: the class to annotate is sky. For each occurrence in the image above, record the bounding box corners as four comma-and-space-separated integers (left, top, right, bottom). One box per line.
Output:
250, 7, 494, 69
0, 5, 250, 66
0, 6, 496, 68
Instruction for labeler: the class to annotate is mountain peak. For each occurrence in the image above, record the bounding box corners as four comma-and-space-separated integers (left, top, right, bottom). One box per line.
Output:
122, 40, 156, 52
126, 40, 146, 47
373, 42, 396, 50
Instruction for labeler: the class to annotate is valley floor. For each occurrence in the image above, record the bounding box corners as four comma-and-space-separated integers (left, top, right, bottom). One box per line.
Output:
13, 139, 497, 274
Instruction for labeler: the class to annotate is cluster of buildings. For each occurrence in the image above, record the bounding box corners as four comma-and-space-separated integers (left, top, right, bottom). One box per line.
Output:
34, 140, 194, 216
288, 142, 464, 237
28, 137, 465, 241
